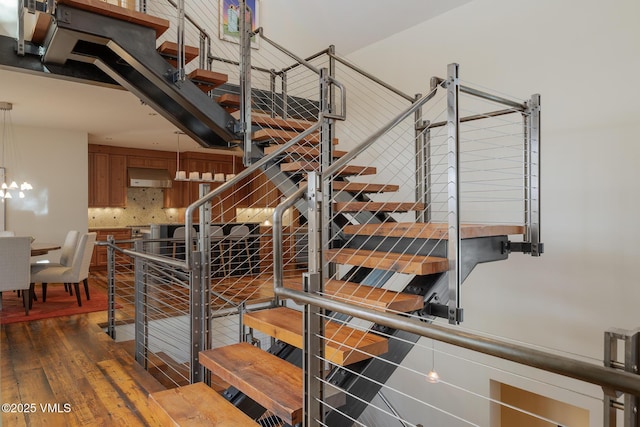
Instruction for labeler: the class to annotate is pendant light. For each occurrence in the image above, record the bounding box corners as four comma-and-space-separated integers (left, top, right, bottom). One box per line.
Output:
0, 102, 33, 201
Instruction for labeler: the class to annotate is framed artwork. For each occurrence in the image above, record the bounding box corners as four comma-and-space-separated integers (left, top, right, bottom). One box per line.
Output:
219, 0, 260, 48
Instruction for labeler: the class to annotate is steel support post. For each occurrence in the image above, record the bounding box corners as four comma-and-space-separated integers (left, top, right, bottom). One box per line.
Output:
319, 68, 334, 280
240, 0, 253, 166
446, 63, 462, 325
188, 184, 211, 383
414, 93, 431, 223
133, 239, 148, 368
305, 172, 325, 426
525, 94, 542, 256
107, 236, 116, 339
199, 184, 212, 352
270, 70, 277, 118
175, 0, 186, 82
281, 72, 288, 120
604, 328, 640, 427
17, 0, 25, 56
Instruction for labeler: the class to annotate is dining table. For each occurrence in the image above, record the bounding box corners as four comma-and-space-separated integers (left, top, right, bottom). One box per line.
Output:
30, 243, 61, 257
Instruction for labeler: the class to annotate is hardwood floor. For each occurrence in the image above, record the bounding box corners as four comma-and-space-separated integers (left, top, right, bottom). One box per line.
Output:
1, 277, 167, 426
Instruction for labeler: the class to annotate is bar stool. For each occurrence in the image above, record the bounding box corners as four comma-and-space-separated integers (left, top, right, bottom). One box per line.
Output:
209, 226, 225, 276
172, 226, 197, 259
226, 225, 253, 275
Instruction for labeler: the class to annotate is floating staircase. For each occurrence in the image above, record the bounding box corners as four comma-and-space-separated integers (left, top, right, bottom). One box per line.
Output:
40, 0, 238, 148
9, 1, 537, 424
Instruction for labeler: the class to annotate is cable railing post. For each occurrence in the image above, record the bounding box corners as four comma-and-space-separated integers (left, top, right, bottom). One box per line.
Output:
198, 31, 206, 70
133, 238, 148, 369
107, 235, 116, 339
199, 183, 211, 351
281, 71, 288, 120
319, 68, 334, 280
525, 94, 542, 256
17, 0, 25, 56
190, 250, 203, 383
240, 0, 253, 166
305, 171, 324, 426
446, 63, 462, 325
414, 92, 431, 223
175, 0, 186, 82
269, 69, 277, 118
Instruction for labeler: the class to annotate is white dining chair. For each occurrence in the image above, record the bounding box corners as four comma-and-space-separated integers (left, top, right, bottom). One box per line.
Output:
0, 236, 32, 314
31, 230, 80, 282
30, 232, 97, 307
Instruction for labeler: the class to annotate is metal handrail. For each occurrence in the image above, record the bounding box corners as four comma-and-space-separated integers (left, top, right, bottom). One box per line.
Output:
184, 121, 323, 268
257, 28, 321, 75
323, 82, 439, 179
328, 51, 415, 102
432, 77, 526, 110
276, 287, 640, 397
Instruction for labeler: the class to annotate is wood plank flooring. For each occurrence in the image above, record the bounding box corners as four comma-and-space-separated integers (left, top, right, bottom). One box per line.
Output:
0, 278, 168, 426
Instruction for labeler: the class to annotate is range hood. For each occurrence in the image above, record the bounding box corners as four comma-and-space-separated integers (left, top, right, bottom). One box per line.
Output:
128, 168, 173, 188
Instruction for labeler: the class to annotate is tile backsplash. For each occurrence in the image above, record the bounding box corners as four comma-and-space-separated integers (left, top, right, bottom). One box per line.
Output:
88, 188, 183, 227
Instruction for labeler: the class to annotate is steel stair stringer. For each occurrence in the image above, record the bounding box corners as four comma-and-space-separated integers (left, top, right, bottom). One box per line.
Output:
43, 3, 239, 148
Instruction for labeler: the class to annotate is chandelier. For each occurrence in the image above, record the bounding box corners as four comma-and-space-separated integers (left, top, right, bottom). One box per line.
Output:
0, 102, 33, 200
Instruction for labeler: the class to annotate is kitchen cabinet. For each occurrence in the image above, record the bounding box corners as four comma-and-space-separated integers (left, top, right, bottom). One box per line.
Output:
165, 153, 249, 218
88, 144, 246, 211
89, 228, 131, 271
249, 169, 282, 207
88, 151, 126, 207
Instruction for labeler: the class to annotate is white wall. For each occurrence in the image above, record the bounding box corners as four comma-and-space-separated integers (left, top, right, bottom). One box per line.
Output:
4, 125, 88, 261
346, 0, 640, 425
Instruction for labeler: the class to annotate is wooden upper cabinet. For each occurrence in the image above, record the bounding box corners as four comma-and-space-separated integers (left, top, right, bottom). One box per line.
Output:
88, 152, 127, 208
109, 154, 127, 207
127, 156, 169, 169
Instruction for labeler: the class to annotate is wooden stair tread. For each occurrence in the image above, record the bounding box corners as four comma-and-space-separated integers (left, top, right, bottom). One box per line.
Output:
56, 0, 170, 37
281, 162, 376, 176
31, 11, 52, 44
149, 382, 258, 426
187, 69, 229, 91
334, 201, 425, 213
199, 342, 302, 426
333, 181, 400, 193
244, 307, 388, 366
217, 93, 241, 112
283, 278, 423, 313
253, 128, 338, 145
263, 145, 348, 159
157, 41, 200, 67
325, 248, 448, 275
233, 111, 314, 131
342, 222, 526, 239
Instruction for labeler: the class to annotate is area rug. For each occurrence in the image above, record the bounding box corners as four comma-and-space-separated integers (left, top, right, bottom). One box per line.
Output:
0, 283, 110, 325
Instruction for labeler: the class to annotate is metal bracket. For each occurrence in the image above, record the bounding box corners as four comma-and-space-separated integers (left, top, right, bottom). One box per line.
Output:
424, 302, 463, 323
604, 328, 640, 427
503, 241, 545, 255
